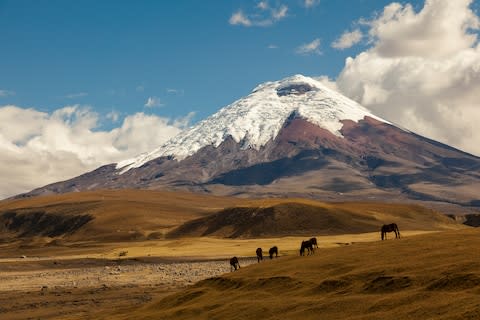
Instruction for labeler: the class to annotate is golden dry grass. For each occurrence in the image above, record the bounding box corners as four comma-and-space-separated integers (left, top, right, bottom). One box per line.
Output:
0, 190, 465, 247
104, 229, 480, 320
0, 190, 473, 319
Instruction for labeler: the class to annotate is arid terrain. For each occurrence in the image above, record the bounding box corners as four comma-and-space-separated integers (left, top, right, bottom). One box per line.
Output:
0, 190, 476, 319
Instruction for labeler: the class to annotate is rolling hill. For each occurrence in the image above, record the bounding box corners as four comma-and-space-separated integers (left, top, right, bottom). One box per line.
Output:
0, 190, 465, 245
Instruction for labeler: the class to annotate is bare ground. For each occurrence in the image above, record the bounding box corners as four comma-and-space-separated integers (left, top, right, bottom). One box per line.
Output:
0, 257, 259, 320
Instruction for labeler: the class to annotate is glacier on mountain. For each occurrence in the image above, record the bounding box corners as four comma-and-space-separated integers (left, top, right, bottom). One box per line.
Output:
116, 75, 389, 173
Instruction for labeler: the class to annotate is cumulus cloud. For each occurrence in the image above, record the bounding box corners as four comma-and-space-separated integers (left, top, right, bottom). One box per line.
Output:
296, 38, 322, 55
0, 105, 189, 199
332, 29, 363, 49
229, 3, 288, 27
335, 0, 480, 156
144, 96, 163, 108
229, 10, 252, 27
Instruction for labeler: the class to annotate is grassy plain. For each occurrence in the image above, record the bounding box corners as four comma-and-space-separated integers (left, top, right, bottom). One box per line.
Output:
0, 190, 474, 319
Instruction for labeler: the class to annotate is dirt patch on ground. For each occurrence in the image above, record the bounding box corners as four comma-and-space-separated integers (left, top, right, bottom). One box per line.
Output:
0, 257, 257, 320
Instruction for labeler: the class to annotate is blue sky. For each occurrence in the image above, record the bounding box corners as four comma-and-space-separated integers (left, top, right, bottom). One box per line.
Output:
1, 0, 480, 198
1, 0, 412, 124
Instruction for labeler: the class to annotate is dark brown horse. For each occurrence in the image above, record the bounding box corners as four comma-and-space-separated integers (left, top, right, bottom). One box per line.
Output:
256, 248, 263, 263
230, 256, 240, 271
310, 237, 318, 248
381, 223, 400, 240
300, 240, 314, 256
268, 246, 278, 259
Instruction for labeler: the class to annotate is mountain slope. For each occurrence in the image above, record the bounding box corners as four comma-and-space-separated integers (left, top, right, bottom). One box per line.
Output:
116, 75, 388, 172
18, 75, 480, 209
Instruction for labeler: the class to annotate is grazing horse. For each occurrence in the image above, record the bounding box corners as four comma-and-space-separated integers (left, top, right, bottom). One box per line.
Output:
300, 240, 314, 256
381, 223, 401, 240
230, 256, 240, 271
309, 237, 318, 248
256, 248, 263, 263
268, 246, 278, 259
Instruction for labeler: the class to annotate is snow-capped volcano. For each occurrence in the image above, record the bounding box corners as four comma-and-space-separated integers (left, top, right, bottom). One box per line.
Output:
117, 75, 389, 172
19, 75, 480, 210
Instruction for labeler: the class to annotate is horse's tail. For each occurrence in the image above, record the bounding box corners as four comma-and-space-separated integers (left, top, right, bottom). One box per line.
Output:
381, 227, 385, 241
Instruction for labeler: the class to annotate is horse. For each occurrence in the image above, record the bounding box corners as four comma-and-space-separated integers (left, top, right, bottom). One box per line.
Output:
256, 248, 263, 263
300, 240, 314, 256
309, 237, 318, 248
381, 223, 400, 240
230, 256, 240, 271
268, 246, 278, 259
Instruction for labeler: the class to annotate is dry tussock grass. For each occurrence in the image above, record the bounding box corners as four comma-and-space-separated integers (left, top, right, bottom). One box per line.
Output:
106, 229, 480, 320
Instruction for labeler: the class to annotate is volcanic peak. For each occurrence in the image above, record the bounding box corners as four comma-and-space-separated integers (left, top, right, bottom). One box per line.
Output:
116, 75, 388, 173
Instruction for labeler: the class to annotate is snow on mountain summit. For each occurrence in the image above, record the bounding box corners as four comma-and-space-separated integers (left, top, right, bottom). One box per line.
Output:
116, 74, 388, 172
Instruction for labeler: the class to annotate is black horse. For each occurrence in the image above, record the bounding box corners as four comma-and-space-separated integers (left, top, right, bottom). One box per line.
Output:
300, 240, 314, 256
381, 223, 400, 240
310, 237, 318, 248
230, 256, 240, 271
268, 246, 278, 259
256, 248, 263, 263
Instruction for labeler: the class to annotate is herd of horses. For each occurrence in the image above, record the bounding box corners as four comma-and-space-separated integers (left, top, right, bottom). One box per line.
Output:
230, 223, 401, 271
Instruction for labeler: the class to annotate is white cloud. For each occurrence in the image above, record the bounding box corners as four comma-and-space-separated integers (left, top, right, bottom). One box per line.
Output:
229, 10, 252, 27
229, 3, 288, 27
304, 0, 320, 8
332, 29, 363, 49
314, 75, 338, 91
144, 96, 163, 108
268, 44, 278, 49
106, 110, 120, 122
65, 92, 88, 99
257, 1, 269, 10
334, 0, 480, 156
0, 105, 189, 199
364, 1, 479, 59
136, 85, 145, 92
296, 38, 322, 55
272, 5, 288, 20
0, 90, 15, 97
